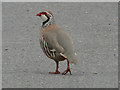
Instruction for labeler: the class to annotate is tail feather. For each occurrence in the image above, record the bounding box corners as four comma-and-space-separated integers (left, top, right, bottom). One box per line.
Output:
60, 52, 77, 64
67, 53, 77, 64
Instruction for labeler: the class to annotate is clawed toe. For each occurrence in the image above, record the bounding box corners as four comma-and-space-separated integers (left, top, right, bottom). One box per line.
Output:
62, 68, 72, 75
49, 71, 60, 74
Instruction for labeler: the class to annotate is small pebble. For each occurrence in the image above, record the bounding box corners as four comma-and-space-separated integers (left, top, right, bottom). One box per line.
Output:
22, 49, 25, 51
65, 25, 68, 28
26, 29, 29, 31
98, 63, 101, 66
93, 72, 98, 74
26, 10, 29, 12
104, 34, 107, 37
33, 26, 35, 29
116, 54, 118, 57
113, 19, 116, 22
5, 48, 8, 51
85, 11, 88, 14
109, 28, 111, 31
23, 61, 25, 63
79, 41, 83, 43
32, 76, 34, 79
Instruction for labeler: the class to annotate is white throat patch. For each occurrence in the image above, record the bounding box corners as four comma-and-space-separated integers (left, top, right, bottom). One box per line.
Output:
40, 15, 48, 22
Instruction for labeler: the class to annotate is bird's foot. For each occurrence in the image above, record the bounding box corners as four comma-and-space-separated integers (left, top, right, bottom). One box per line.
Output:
62, 68, 72, 75
49, 71, 60, 74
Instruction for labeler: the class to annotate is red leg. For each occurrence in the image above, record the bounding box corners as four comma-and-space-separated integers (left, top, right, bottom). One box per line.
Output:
49, 61, 60, 74
62, 60, 72, 75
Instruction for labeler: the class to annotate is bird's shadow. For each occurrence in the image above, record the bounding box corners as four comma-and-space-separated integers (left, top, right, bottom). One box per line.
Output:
32, 70, 85, 76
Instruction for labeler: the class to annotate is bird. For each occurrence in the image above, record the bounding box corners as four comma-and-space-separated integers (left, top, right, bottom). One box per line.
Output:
36, 10, 77, 75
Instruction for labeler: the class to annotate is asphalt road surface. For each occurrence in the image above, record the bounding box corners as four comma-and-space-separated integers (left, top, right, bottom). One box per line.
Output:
2, 2, 118, 88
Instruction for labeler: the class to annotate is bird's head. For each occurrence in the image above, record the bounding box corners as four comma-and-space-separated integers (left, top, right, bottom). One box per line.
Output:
36, 10, 54, 22
36, 10, 55, 27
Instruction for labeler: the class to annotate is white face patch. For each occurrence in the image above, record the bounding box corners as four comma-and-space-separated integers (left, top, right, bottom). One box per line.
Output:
40, 15, 48, 22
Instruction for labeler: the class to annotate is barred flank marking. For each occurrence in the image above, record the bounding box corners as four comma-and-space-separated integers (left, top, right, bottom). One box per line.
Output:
44, 41, 51, 57
45, 43, 53, 57
40, 36, 56, 58
52, 52, 55, 57
43, 38, 51, 57
42, 40, 49, 57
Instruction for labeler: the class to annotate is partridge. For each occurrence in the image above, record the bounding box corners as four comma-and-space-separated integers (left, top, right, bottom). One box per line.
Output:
36, 10, 77, 75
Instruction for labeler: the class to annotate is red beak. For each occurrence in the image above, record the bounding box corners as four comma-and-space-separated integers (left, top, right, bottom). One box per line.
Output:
36, 13, 41, 16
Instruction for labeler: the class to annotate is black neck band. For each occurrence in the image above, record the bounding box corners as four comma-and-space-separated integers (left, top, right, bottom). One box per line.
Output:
42, 15, 50, 26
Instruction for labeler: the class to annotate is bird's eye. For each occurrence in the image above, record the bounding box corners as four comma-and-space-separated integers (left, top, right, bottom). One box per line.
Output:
42, 12, 47, 15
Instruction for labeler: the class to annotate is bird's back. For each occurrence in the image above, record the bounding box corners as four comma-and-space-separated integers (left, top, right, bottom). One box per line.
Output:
56, 27, 77, 64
